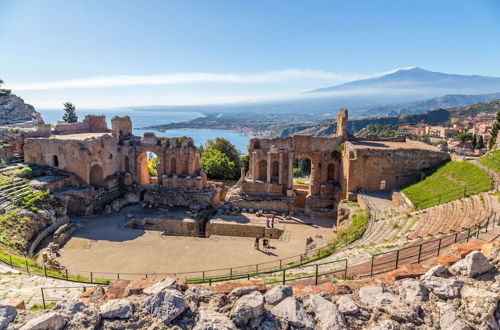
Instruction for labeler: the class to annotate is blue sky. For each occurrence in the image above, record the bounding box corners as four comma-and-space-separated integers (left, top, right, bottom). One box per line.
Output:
1, 0, 499, 108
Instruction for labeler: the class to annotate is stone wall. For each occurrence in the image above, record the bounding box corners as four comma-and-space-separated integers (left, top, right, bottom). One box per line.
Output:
205, 219, 283, 239
126, 217, 201, 236
343, 141, 450, 194
54, 115, 109, 135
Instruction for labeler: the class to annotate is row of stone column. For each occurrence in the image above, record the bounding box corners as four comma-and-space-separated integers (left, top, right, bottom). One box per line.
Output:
250, 150, 295, 190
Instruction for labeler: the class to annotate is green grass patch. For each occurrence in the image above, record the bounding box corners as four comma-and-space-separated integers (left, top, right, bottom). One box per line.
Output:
479, 149, 500, 173
403, 161, 492, 210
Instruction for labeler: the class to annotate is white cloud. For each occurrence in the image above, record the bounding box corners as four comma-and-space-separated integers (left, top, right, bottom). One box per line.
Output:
9, 69, 372, 91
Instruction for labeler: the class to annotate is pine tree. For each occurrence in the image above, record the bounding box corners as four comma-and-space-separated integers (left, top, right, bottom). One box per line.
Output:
489, 111, 500, 150
478, 135, 485, 149
62, 102, 78, 123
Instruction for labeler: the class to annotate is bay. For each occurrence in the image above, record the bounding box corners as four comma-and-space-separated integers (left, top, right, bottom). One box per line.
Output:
38, 108, 251, 153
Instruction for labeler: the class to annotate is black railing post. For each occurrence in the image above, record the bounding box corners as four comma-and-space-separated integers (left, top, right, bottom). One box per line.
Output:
344, 259, 348, 280
202, 271, 205, 281
65, 269, 68, 280
370, 255, 374, 277
41, 288, 46, 309
279, 259, 282, 269
25, 260, 29, 274
454, 232, 458, 243
395, 250, 400, 269
437, 238, 442, 256
43, 265, 47, 277
417, 244, 423, 263
466, 228, 471, 242
282, 269, 286, 285
315, 265, 319, 285
9, 255, 12, 267
230, 268, 233, 279
90, 272, 93, 284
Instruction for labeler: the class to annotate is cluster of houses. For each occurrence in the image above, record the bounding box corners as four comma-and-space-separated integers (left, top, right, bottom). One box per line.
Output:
397, 113, 496, 156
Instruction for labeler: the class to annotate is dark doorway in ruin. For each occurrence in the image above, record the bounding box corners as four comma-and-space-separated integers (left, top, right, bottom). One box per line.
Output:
138, 152, 160, 185
272, 161, 279, 183
52, 155, 59, 167
89, 164, 104, 188
123, 155, 130, 172
170, 157, 176, 175
257, 159, 267, 181
327, 163, 335, 181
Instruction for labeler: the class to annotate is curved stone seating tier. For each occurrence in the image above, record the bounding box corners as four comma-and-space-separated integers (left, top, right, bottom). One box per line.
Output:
407, 193, 492, 240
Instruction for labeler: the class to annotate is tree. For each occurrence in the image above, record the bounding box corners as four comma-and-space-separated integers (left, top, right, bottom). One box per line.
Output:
201, 149, 236, 180
489, 111, 500, 150
478, 135, 485, 149
455, 133, 473, 143
148, 156, 158, 177
201, 138, 241, 179
472, 134, 477, 150
62, 102, 78, 123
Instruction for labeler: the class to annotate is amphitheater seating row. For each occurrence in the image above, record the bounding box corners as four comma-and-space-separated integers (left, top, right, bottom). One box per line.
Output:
407, 192, 492, 240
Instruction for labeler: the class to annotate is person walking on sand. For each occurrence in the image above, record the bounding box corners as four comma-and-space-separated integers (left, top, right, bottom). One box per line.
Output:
271, 216, 276, 228
266, 218, 270, 228
254, 237, 260, 250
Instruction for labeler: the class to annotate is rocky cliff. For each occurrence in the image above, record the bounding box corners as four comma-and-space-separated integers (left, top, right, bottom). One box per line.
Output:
0, 93, 43, 126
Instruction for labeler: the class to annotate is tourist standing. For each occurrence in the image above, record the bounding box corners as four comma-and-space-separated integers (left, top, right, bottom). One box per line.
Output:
271, 217, 276, 228
254, 237, 259, 250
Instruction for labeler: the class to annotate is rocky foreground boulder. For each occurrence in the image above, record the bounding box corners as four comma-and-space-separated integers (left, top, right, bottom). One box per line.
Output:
2, 241, 499, 329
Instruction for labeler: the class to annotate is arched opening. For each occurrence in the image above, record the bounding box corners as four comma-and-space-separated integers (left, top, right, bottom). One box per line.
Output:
170, 158, 177, 175
122, 155, 130, 172
138, 152, 160, 185
52, 155, 59, 167
327, 163, 335, 181
272, 161, 279, 182
293, 157, 311, 183
257, 159, 267, 181
89, 164, 104, 188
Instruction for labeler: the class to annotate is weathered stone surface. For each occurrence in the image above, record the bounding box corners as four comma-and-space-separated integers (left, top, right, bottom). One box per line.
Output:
143, 289, 187, 325
0, 305, 17, 329
481, 240, 500, 260
1, 297, 25, 310
438, 302, 471, 330
358, 286, 395, 308
461, 286, 499, 316
436, 254, 459, 266
19, 312, 66, 330
270, 297, 316, 330
104, 279, 131, 302
194, 309, 237, 330
231, 291, 264, 326
451, 241, 485, 258
306, 294, 347, 330
423, 276, 463, 299
54, 299, 100, 330
125, 277, 158, 296
264, 285, 293, 306
387, 263, 429, 281
0, 93, 41, 126
185, 286, 214, 303
336, 295, 359, 315
100, 299, 134, 319
143, 277, 179, 294
420, 265, 450, 280
370, 319, 400, 330
81, 285, 105, 305
213, 280, 266, 294
398, 279, 429, 303
449, 251, 494, 277
229, 286, 259, 298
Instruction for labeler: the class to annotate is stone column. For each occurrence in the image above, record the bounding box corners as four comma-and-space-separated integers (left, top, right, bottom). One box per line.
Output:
266, 151, 272, 183
278, 151, 284, 185
252, 151, 257, 183
287, 152, 294, 191
241, 166, 246, 181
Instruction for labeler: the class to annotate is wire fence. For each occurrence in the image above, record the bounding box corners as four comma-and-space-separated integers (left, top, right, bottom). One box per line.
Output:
369, 212, 498, 276
411, 177, 495, 210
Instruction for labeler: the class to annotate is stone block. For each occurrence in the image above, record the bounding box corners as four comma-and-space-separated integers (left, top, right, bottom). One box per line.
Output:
451, 240, 485, 258
436, 254, 459, 266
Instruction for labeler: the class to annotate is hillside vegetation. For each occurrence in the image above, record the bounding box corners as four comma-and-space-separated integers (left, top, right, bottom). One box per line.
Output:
403, 161, 493, 209
479, 149, 500, 173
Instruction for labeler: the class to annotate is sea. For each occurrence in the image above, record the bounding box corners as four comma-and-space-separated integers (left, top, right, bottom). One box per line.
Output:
38, 108, 250, 153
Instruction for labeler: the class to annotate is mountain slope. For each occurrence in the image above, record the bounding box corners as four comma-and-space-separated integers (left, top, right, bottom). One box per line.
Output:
308, 67, 500, 96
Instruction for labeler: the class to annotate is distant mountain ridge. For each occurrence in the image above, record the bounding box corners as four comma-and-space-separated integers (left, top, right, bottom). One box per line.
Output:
308, 67, 500, 95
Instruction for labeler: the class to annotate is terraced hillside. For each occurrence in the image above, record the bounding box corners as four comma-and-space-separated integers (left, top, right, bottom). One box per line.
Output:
479, 149, 500, 173
0, 163, 68, 253
402, 161, 492, 209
